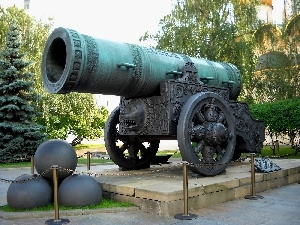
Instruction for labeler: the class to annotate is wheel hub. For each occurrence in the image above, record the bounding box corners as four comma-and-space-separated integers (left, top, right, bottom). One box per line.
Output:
204, 122, 230, 146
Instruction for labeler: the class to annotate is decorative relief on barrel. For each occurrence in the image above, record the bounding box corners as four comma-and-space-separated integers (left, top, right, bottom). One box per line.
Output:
63, 29, 83, 91
204, 59, 217, 84
75, 50, 82, 59
74, 40, 81, 47
128, 44, 143, 80
143, 47, 181, 59
221, 62, 242, 100
70, 31, 79, 39
82, 35, 99, 79
125, 44, 146, 97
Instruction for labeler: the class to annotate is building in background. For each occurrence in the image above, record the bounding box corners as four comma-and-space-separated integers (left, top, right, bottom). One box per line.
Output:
283, 0, 300, 20
24, 0, 30, 9
251, 0, 300, 103
257, 0, 273, 23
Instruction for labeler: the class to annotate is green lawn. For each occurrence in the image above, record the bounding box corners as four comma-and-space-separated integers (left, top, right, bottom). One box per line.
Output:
0, 161, 31, 168
0, 198, 133, 212
240, 145, 300, 159
74, 143, 106, 151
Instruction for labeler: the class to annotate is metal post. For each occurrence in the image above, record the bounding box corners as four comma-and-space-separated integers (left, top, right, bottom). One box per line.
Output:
183, 163, 188, 216
52, 165, 59, 221
31, 156, 34, 174
45, 165, 70, 225
174, 163, 197, 220
87, 151, 91, 171
245, 153, 263, 200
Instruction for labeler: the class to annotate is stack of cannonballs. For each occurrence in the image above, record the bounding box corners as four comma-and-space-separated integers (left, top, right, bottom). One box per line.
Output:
7, 139, 102, 210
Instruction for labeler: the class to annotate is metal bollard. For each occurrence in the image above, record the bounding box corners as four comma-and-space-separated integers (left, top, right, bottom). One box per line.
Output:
45, 165, 70, 225
87, 151, 91, 171
31, 156, 34, 174
245, 153, 264, 200
174, 163, 197, 220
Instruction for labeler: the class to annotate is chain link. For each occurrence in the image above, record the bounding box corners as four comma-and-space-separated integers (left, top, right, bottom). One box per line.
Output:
77, 152, 87, 159
0, 174, 42, 184
76, 152, 111, 160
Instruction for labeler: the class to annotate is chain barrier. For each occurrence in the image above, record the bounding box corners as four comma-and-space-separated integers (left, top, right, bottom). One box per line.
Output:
0, 145, 297, 184
0, 174, 41, 184
0, 160, 243, 184
1, 159, 241, 184
77, 152, 87, 159
76, 151, 111, 160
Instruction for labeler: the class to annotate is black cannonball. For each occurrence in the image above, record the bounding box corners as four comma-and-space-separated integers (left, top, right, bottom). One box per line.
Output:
7, 174, 52, 210
58, 174, 102, 207
34, 139, 77, 179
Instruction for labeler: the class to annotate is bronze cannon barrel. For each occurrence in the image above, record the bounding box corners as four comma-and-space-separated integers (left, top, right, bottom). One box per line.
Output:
42, 27, 242, 100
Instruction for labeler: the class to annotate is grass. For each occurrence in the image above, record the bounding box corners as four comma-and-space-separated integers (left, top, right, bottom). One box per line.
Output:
74, 143, 106, 151
0, 158, 112, 168
0, 198, 133, 212
157, 150, 181, 158
240, 145, 300, 159
0, 161, 31, 168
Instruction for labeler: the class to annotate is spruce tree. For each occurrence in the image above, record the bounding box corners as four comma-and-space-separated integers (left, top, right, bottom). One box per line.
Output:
0, 20, 45, 162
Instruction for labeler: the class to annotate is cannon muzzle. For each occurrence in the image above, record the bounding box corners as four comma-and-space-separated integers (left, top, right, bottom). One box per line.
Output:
42, 27, 242, 100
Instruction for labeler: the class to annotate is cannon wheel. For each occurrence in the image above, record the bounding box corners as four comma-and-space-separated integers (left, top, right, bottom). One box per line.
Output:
177, 92, 236, 176
105, 107, 159, 170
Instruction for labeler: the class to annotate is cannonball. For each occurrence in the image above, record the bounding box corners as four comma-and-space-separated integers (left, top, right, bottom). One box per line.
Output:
7, 174, 52, 210
58, 174, 102, 207
34, 139, 77, 179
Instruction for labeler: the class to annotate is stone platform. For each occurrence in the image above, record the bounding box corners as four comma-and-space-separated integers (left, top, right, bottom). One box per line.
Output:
91, 159, 300, 217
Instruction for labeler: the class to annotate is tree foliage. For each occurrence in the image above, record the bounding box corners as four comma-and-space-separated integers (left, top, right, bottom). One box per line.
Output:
37, 93, 109, 140
0, 20, 45, 161
0, 6, 52, 92
140, 0, 261, 103
250, 98, 300, 145
0, 6, 109, 141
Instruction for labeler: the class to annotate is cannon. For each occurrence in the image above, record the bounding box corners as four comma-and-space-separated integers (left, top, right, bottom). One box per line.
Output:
42, 27, 265, 176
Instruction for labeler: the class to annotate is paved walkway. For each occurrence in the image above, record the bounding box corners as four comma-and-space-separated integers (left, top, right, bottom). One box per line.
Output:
1, 166, 300, 225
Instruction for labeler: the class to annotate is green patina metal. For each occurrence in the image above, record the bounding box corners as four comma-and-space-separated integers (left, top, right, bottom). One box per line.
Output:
42, 27, 241, 100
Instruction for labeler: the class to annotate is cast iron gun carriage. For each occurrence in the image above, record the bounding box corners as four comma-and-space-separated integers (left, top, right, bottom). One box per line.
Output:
42, 27, 265, 176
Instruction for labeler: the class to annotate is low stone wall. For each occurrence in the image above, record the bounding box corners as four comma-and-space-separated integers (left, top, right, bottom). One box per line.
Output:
97, 159, 300, 217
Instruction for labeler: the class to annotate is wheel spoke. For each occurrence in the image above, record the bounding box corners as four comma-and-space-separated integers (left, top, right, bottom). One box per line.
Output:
216, 146, 226, 161
119, 143, 128, 153
202, 145, 215, 163
194, 141, 204, 154
195, 110, 205, 123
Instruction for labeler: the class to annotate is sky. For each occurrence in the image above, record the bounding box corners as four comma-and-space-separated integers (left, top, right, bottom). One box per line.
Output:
0, 0, 174, 45
0, 0, 285, 44
0, 0, 286, 111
